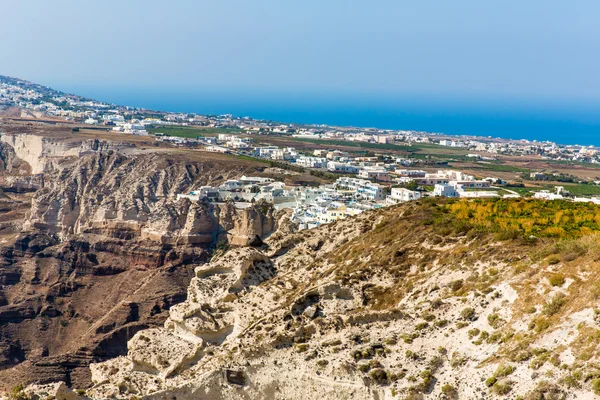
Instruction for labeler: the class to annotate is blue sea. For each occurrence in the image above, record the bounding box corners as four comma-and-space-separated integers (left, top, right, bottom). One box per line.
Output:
62, 85, 600, 147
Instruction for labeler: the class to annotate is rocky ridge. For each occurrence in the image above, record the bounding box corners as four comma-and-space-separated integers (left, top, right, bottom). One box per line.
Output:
0, 132, 282, 390
33, 199, 600, 400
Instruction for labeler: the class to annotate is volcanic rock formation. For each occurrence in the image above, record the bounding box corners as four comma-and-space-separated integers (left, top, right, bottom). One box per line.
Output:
0, 132, 282, 390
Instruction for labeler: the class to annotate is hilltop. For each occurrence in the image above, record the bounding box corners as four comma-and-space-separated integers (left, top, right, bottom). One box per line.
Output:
17, 196, 600, 399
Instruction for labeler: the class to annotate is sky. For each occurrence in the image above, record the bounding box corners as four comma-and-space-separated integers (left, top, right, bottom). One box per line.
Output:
2, 0, 600, 103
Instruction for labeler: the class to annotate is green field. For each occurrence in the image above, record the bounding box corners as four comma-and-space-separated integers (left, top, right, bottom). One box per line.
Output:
290, 138, 414, 152
503, 185, 533, 197
146, 126, 241, 139
546, 160, 600, 169
461, 162, 532, 174
288, 138, 473, 161
557, 183, 600, 197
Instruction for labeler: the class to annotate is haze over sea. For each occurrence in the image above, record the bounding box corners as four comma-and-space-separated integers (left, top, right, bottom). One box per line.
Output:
64, 85, 600, 147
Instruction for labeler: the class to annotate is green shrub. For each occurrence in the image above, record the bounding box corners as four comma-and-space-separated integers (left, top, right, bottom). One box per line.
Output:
548, 274, 565, 287
592, 379, 600, 395
435, 319, 449, 328
485, 376, 497, 387
421, 311, 436, 321
492, 379, 513, 395
294, 343, 309, 353
8, 385, 28, 400
460, 307, 476, 321
468, 328, 480, 339
449, 280, 464, 292
450, 352, 467, 368
415, 322, 429, 330
441, 384, 458, 399
547, 255, 560, 265
369, 368, 388, 383
316, 359, 329, 367
525, 381, 567, 400
494, 364, 515, 377
542, 294, 566, 316
487, 313, 503, 329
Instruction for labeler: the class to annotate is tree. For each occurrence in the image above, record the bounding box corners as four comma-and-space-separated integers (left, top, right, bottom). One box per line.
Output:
400, 180, 419, 191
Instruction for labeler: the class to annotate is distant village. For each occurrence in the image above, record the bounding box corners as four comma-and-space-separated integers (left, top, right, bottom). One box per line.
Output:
2, 75, 600, 163
3, 75, 600, 230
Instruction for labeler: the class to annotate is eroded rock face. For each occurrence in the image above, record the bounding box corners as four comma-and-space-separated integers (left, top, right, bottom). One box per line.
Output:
83, 221, 370, 399
39, 203, 599, 400
24, 150, 278, 247
0, 135, 284, 391
0, 133, 133, 174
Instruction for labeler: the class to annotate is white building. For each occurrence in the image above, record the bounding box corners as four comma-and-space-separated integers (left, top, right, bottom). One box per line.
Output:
335, 177, 385, 201
240, 176, 274, 185
295, 156, 327, 169
434, 184, 459, 198
327, 161, 359, 174
386, 188, 421, 204
394, 169, 426, 178
271, 148, 298, 161
533, 191, 564, 201
205, 145, 230, 153
358, 168, 391, 182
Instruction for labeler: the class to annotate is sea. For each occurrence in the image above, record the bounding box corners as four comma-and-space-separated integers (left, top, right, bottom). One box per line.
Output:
63, 86, 600, 147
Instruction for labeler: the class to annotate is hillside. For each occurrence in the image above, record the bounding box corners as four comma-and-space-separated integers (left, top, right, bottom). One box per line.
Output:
20, 197, 600, 399
4, 121, 600, 399
0, 128, 284, 391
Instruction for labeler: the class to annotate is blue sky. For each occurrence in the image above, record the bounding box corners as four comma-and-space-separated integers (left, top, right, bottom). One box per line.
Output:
2, 0, 600, 102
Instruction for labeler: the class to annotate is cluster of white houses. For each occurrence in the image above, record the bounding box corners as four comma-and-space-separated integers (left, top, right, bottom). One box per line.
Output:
174, 167, 513, 230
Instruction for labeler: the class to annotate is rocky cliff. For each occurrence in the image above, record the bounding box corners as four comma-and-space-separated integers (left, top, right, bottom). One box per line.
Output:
33, 199, 600, 400
0, 133, 284, 391
25, 149, 278, 246
0, 133, 133, 175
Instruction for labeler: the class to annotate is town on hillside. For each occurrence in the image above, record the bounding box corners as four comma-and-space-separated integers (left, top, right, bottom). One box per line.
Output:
3, 74, 600, 231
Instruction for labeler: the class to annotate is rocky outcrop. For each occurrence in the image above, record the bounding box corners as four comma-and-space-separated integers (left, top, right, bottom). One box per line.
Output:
0, 133, 133, 174
23, 149, 279, 246
36, 201, 600, 400
0, 133, 285, 391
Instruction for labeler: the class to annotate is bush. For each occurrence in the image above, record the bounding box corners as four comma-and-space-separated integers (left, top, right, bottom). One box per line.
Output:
468, 328, 480, 339
415, 322, 429, 330
542, 294, 566, 316
441, 384, 458, 399
524, 381, 567, 400
429, 355, 444, 372
547, 255, 560, 265
369, 368, 388, 383
450, 352, 467, 368
449, 280, 464, 292
435, 319, 449, 328
8, 385, 27, 400
460, 307, 477, 321
294, 343, 309, 353
548, 274, 565, 287
494, 364, 515, 377
215, 239, 230, 252
357, 363, 371, 372
419, 370, 435, 391
485, 376, 497, 387
487, 313, 503, 329
492, 379, 513, 395
592, 379, 600, 395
